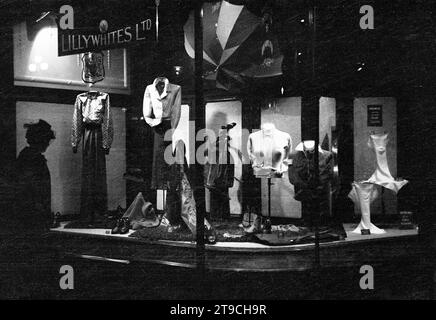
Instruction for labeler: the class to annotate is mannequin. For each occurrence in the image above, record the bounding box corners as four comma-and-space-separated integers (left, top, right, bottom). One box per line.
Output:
143, 76, 181, 191
348, 181, 385, 234
205, 125, 235, 220
247, 123, 291, 232
247, 123, 292, 177
72, 53, 113, 224
288, 140, 333, 228
366, 132, 408, 193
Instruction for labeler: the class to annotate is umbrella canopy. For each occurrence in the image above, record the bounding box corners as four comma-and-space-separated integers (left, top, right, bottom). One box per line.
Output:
184, 0, 283, 91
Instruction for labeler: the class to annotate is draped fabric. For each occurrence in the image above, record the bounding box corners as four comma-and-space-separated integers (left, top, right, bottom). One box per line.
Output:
348, 181, 385, 234
71, 92, 113, 221
366, 133, 408, 193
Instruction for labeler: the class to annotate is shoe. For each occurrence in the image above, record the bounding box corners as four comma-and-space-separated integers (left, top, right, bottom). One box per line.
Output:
204, 226, 217, 244
119, 218, 131, 234
111, 218, 123, 234
243, 214, 262, 234
52, 212, 61, 228
167, 224, 182, 233
262, 218, 272, 234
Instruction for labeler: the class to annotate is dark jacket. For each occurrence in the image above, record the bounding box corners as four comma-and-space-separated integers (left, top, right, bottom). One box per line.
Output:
288, 150, 333, 202
204, 137, 234, 189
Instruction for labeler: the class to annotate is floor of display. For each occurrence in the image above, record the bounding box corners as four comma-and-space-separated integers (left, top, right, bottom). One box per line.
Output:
51, 222, 418, 251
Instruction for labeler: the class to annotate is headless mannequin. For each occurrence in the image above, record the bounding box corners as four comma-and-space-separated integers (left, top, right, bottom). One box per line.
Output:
290, 140, 333, 228
72, 68, 113, 224
247, 123, 292, 177
348, 181, 385, 234
155, 78, 168, 211
366, 132, 408, 193
143, 76, 182, 213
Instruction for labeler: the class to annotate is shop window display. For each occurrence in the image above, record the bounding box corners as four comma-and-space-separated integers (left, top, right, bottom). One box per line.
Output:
2, 0, 430, 290
37, 2, 416, 246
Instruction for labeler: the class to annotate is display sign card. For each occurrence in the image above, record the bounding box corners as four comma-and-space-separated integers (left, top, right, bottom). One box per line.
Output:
57, 3, 156, 56
361, 229, 371, 235
399, 211, 414, 229
367, 104, 383, 127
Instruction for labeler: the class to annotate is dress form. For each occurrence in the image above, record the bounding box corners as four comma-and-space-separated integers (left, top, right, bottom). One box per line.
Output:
247, 123, 292, 177
247, 123, 292, 232
72, 57, 112, 224
348, 181, 385, 234
366, 133, 408, 193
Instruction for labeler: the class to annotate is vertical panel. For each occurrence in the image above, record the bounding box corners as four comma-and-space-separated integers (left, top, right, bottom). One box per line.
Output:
205, 100, 242, 215
16, 100, 126, 216
319, 97, 337, 217
260, 97, 302, 218
354, 97, 397, 215
319, 97, 336, 151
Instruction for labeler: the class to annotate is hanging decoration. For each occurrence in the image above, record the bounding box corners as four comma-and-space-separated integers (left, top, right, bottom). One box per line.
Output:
184, 0, 283, 91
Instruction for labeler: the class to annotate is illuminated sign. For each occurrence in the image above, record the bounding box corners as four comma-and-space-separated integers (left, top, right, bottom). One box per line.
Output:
57, 3, 156, 56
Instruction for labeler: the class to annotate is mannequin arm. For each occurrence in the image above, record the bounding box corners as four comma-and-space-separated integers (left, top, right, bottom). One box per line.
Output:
171, 86, 182, 129
71, 96, 83, 150
102, 93, 114, 150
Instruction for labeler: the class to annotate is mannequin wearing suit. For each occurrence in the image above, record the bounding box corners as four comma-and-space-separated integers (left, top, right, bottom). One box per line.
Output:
143, 76, 181, 190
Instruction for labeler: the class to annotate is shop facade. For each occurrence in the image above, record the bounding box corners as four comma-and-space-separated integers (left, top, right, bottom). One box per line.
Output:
0, 0, 435, 299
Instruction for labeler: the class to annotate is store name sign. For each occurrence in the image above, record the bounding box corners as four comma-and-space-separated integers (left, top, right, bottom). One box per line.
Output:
57, 5, 155, 56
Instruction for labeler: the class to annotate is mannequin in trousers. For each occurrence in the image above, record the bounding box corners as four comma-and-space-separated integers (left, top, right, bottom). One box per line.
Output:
143, 76, 181, 222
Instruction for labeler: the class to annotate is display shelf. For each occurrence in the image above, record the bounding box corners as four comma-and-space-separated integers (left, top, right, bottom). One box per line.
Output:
49, 222, 421, 272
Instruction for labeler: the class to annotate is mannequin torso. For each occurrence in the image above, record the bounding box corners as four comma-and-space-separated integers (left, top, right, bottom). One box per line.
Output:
247, 123, 292, 176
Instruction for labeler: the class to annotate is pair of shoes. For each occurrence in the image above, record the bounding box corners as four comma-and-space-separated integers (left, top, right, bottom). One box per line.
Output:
111, 217, 130, 234
242, 214, 262, 234
240, 212, 258, 228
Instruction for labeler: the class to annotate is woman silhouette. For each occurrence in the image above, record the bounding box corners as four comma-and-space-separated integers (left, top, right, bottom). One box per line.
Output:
14, 119, 55, 235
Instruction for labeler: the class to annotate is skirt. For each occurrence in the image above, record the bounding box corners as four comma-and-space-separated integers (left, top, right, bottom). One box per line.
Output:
80, 123, 107, 219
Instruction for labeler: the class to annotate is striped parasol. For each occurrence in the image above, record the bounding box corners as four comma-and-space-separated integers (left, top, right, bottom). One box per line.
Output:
184, 0, 283, 91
